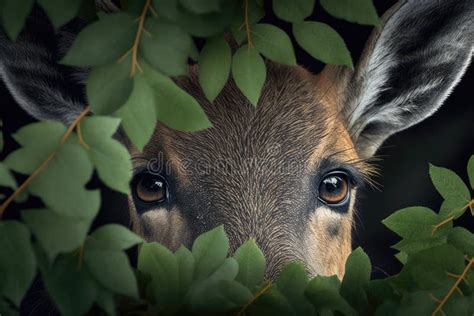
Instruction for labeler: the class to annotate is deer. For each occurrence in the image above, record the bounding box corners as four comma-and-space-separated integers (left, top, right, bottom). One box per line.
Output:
0, 0, 472, 280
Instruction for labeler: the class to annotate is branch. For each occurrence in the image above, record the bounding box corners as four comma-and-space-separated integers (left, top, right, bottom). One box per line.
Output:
236, 281, 272, 316
243, 0, 253, 49
432, 199, 474, 235
432, 257, 474, 316
130, 0, 152, 76
0, 106, 91, 219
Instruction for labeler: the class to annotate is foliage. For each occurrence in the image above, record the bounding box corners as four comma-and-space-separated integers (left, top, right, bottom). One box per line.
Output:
0, 0, 473, 315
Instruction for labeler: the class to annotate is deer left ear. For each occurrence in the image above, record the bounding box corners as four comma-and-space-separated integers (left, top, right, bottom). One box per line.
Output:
343, 0, 473, 158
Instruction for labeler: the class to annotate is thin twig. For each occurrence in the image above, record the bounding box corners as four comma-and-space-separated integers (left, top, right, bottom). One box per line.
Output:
243, 0, 253, 49
236, 282, 272, 316
432, 257, 474, 316
0, 106, 91, 219
431, 215, 455, 235
432, 199, 474, 235
130, 0, 152, 77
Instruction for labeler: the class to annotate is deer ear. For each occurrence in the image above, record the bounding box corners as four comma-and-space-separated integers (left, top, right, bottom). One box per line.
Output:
0, 8, 89, 125
343, 0, 473, 158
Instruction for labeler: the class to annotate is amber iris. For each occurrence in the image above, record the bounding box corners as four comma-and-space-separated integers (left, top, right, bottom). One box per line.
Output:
134, 174, 168, 203
318, 173, 350, 205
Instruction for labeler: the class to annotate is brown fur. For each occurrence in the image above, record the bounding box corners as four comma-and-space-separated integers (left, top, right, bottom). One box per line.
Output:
125, 61, 369, 279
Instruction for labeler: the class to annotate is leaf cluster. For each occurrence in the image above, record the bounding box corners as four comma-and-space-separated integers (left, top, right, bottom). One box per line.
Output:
1, 0, 379, 151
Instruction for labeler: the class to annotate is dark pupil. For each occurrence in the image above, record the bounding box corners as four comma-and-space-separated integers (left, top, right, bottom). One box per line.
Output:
323, 176, 342, 194
143, 177, 163, 192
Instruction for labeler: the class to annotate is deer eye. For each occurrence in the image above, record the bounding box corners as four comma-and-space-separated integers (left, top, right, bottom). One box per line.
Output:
132, 173, 168, 204
318, 171, 350, 206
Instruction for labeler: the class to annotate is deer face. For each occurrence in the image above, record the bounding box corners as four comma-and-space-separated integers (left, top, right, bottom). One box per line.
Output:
126, 64, 370, 278
1, 0, 472, 279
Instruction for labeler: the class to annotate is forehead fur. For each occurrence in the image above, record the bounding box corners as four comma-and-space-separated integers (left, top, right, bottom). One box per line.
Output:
129, 62, 367, 277
146, 62, 348, 163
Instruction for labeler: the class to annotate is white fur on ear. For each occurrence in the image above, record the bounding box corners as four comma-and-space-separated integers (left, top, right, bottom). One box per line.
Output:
95, 0, 120, 12
345, 0, 473, 158
0, 8, 88, 124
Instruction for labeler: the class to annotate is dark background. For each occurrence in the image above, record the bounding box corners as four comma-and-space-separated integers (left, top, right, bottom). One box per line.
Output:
1, 0, 473, 281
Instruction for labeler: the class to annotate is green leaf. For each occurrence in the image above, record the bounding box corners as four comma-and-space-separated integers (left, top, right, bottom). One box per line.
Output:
320, 0, 380, 26
192, 225, 229, 280
448, 227, 474, 257
272, 0, 314, 23
87, 224, 143, 250
0, 162, 16, 189
293, 21, 353, 68
429, 164, 471, 203
153, 0, 237, 37
382, 207, 439, 238
230, 0, 264, 45
81, 116, 133, 194
138, 242, 180, 308
382, 207, 451, 254
38, 0, 83, 29
340, 247, 371, 312
198, 37, 231, 102
86, 57, 133, 115
19, 139, 99, 219
179, 0, 221, 14
366, 278, 399, 307
95, 288, 116, 316
120, 0, 146, 16
394, 251, 408, 265
276, 262, 315, 315
405, 245, 465, 291
248, 287, 294, 316
40, 254, 98, 316
61, 13, 136, 66
175, 246, 195, 296
218, 280, 253, 306
80, 116, 121, 142
0, 296, 18, 316
142, 64, 212, 132
189, 258, 240, 311
116, 74, 157, 151
395, 292, 436, 316
234, 239, 265, 291
77, 0, 98, 22
305, 275, 356, 316
0, 0, 34, 41
0, 221, 36, 306
28, 142, 100, 219
140, 19, 193, 76
14, 190, 29, 204
439, 198, 468, 219
5, 121, 66, 174
468, 155, 474, 190
189, 41, 199, 61
84, 239, 138, 298
0, 127, 4, 153
22, 208, 91, 261
232, 45, 266, 107
253, 24, 296, 65
3, 122, 100, 218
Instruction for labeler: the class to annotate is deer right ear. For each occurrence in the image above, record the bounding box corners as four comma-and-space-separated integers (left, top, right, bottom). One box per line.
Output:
0, 7, 91, 125
342, 0, 473, 158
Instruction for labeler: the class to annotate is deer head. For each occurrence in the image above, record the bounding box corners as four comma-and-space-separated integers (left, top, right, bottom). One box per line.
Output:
1, 0, 472, 279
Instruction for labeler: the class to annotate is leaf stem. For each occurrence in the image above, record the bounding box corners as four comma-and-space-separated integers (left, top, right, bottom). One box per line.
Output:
243, 0, 253, 49
130, 0, 152, 77
431, 215, 454, 235
432, 257, 474, 316
0, 106, 91, 219
431, 199, 474, 234
236, 281, 272, 316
